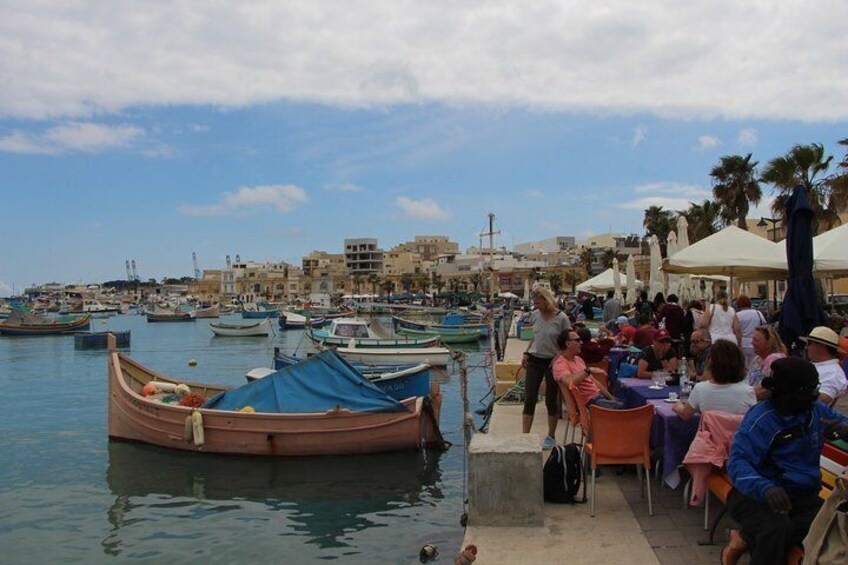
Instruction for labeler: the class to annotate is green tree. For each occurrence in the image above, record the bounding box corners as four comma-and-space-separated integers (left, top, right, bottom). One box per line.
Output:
684, 200, 724, 242
448, 277, 461, 293
825, 138, 848, 214
710, 153, 761, 230
548, 273, 562, 294
761, 143, 841, 233
601, 248, 617, 269
579, 248, 594, 277
368, 273, 379, 296
352, 274, 362, 294
642, 206, 676, 254
564, 271, 581, 294
468, 272, 482, 291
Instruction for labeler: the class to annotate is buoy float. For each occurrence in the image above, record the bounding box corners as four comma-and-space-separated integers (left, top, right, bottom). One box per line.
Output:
191, 410, 204, 446
188, 359, 197, 367
419, 544, 438, 562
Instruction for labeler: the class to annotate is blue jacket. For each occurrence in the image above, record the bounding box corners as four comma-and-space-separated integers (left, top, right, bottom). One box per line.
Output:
728, 400, 848, 501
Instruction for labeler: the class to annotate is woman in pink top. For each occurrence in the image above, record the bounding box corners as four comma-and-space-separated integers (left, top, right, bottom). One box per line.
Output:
552, 330, 623, 409
745, 325, 787, 400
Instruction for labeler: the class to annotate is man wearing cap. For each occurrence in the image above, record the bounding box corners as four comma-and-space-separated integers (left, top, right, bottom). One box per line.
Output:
802, 326, 848, 405
723, 358, 848, 565
602, 290, 622, 325
636, 329, 679, 379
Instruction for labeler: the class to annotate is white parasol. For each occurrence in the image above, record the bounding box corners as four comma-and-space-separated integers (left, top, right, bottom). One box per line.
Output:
649, 235, 665, 300
666, 231, 680, 299
612, 258, 623, 302
675, 215, 691, 303
626, 254, 637, 305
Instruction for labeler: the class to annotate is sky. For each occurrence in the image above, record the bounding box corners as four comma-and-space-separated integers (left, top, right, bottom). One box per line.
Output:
1, 1, 847, 295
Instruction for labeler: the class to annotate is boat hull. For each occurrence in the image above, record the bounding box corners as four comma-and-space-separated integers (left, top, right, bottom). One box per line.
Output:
397, 326, 482, 344
75, 330, 131, 349
195, 305, 220, 318
308, 328, 441, 349
334, 346, 451, 367
242, 310, 280, 319
146, 312, 195, 322
108, 353, 440, 456
210, 319, 272, 337
0, 314, 91, 336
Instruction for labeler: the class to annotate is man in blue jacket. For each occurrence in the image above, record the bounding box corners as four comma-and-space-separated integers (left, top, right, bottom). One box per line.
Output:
724, 357, 848, 564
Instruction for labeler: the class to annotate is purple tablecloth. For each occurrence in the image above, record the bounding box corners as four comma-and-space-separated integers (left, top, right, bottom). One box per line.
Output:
616, 378, 682, 409
647, 399, 700, 488
607, 348, 630, 388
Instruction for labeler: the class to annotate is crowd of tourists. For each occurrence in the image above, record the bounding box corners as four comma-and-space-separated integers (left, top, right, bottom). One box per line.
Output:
520, 287, 848, 564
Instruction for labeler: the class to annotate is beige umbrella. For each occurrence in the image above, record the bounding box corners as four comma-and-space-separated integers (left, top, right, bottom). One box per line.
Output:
666, 231, 680, 298
626, 254, 637, 305
676, 216, 692, 303
649, 235, 665, 300
612, 258, 623, 302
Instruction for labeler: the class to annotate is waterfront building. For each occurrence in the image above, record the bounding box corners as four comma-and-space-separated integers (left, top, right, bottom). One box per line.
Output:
402, 235, 459, 261
344, 238, 384, 275
514, 236, 576, 255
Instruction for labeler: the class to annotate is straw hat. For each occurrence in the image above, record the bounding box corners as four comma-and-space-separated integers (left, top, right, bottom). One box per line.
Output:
800, 326, 840, 349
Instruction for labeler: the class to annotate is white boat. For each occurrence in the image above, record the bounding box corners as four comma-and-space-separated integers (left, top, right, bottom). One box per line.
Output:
331, 343, 451, 367
308, 318, 440, 348
82, 300, 122, 314
210, 318, 273, 337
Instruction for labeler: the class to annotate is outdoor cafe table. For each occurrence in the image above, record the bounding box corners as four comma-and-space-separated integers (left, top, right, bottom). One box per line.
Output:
615, 378, 681, 408
607, 347, 632, 388
646, 399, 700, 488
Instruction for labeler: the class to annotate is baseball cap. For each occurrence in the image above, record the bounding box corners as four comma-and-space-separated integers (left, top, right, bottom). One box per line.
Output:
616, 315, 629, 324
655, 329, 671, 342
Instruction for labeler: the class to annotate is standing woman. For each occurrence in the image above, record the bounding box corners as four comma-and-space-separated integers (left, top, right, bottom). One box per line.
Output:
522, 288, 572, 449
701, 289, 740, 345
735, 295, 767, 369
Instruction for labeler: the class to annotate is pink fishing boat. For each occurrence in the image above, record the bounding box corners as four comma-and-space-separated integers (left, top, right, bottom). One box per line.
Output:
108, 351, 444, 457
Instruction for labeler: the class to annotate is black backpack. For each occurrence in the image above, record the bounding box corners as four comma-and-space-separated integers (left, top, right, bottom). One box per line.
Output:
543, 444, 583, 503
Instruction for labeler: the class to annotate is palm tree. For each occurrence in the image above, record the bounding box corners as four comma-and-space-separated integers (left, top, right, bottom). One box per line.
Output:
579, 248, 594, 277
468, 272, 482, 292
761, 143, 839, 233
381, 280, 394, 295
448, 277, 461, 293
710, 153, 761, 230
368, 273, 379, 296
548, 273, 562, 294
601, 248, 617, 269
684, 200, 724, 242
564, 271, 581, 294
352, 274, 362, 294
642, 206, 676, 254
825, 138, 848, 215
400, 273, 413, 292
431, 272, 445, 295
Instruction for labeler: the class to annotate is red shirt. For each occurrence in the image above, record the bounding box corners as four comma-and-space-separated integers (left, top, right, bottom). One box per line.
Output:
580, 338, 615, 364
632, 324, 656, 349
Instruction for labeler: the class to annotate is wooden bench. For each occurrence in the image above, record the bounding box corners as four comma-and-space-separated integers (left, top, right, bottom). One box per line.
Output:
701, 442, 847, 545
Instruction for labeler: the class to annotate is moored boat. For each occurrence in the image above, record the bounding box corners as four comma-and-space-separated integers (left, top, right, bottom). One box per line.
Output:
273, 349, 416, 375
331, 343, 451, 367
75, 330, 131, 349
195, 304, 220, 318
146, 310, 195, 322
108, 351, 443, 456
0, 311, 91, 336
393, 313, 489, 336
242, 304, 280, 318
210, 318, 273, 337
307, 318, 441, 348
279, 311, 328, 329
396, 325, 483, 344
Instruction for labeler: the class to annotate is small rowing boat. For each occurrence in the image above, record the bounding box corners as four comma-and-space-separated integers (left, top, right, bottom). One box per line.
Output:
0, 311, 91, 336
210, 318, 273, 337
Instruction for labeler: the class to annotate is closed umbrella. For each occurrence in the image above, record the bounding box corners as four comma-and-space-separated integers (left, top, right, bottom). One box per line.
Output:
612, 258, 623, 302
778, 186, 828, 351
649, 235, 664, 300
626, 254, 637, 306
676, 215, 692, 302
666, 231, 680, 299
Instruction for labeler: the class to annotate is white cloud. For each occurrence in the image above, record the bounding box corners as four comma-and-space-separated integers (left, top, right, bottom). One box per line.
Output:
620, 181, 711, 211
747, 195, 777, 221
631, 126, 647, 147
395, 196, 451, 221
178, 184, 308, 216
737, 128, 759, 147
0, 122, 143, 154
697, 134, 722, 150
2, 3, 847, 121
525, 189, 543, 199
325, 183, 364, 192
0, 281, 11, 295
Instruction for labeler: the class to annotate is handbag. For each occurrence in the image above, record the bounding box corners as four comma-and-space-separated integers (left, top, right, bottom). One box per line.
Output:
803, 473, 848, 564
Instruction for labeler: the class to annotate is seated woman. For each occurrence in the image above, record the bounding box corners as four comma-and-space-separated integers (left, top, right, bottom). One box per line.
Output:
636, 329, 679, 379
552, 330, 623, 409
673, 340, 756, 421
745, 324, 786, 400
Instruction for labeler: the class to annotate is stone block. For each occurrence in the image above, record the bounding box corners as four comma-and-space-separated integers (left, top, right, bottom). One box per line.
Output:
468, 433, 544, 527
495, 362, 522, 382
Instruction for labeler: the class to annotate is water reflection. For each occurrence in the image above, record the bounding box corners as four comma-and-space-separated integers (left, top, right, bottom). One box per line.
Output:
103, 442, 444, 556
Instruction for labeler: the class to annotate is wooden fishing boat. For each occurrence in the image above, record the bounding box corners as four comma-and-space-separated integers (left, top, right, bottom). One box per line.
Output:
279, 311, 328, 329
0, 312, 91, 336
108, 351, 443, 456
307, 318, 441, 348
273, 349, 417, 375
331, 343, 451, 367
241, 304, 280, 318
396, 325, 483, 344
247, 360, 432, 401
209, 318, 273, 337
393, 313, 489, 336
194, 304, 220, 318
146, 310, 195, 322
75, 330, 131, 349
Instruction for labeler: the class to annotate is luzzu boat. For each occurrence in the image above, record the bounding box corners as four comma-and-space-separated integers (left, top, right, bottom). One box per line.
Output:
108, 350, 443, 457
0, 311, 91, 336
209, 318, 273, 337
392, 312, 489, 337
395, 325, 483, 344
307, 318, 440, 348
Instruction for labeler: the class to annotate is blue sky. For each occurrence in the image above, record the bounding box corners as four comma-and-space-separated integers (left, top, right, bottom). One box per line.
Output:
1, 2, 847, 295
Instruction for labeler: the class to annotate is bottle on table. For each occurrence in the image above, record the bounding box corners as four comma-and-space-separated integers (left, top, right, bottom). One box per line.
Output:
679, 356, 691, 400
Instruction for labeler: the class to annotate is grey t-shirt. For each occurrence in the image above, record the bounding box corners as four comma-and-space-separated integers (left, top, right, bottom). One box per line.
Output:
527, 310, 571, 358
686, 381, 756, 415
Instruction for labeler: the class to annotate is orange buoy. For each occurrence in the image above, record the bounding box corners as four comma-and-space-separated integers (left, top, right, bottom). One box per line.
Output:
142, 383, 158, 397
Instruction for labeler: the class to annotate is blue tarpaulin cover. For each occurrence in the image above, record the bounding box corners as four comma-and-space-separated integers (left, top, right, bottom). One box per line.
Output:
203, 351, 409, 414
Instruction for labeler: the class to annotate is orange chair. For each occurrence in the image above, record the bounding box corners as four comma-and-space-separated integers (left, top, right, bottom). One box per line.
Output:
588, 358, 610, 375
585, 404, 655, 517
592, 371, 609, 394
558, 382, 582, 444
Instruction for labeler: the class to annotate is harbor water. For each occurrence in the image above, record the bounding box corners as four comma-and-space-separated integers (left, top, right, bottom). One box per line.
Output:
0, 315, 492, 563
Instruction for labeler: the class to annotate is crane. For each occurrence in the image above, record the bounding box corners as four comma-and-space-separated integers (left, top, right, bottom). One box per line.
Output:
125, 260, 132, 282
131, 260, 139, 282
192, 252, 201, 280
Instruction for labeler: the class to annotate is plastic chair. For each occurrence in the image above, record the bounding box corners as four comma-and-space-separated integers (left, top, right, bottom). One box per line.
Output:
585, 404, 655, 517
559, 382, 583, 445
592, 371, 609, 393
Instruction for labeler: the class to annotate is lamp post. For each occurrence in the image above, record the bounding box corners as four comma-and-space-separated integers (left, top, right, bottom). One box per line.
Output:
757, 217, 781, 311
